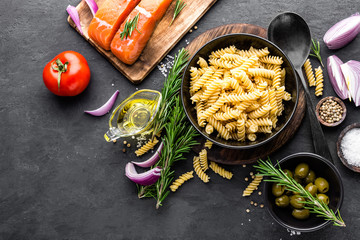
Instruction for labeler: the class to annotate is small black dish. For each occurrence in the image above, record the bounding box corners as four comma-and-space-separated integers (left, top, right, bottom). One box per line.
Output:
264, 152, 344, 232
181, 33, 299, 149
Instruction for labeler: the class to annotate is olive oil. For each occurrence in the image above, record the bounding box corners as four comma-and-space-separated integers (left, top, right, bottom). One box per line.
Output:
104, 89, 161, 142
116, 98, 158, 136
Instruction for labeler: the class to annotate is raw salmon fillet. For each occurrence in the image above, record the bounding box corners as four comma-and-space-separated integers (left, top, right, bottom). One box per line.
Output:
88, 0, 141, 50
110, 0, 173, 65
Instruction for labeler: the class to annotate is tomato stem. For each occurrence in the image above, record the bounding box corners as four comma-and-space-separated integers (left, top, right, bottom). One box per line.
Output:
51, 59, 69, 91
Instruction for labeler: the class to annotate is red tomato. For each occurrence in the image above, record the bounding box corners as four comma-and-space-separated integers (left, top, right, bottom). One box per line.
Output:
43, 51, 90, 96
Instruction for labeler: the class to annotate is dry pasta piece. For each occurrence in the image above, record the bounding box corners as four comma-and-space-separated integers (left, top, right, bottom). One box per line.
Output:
205, 89, 221, 108
246, 118, 272, 127
259, 90, 270, 106
205, 124, 214, 134
283, 91, 292, 101
236, 119, 246, 141
192, 69, 214, 92
271, 65, 282, 89
245, 124, 259, 134
201, 96, 226, 120
135, 137, 159, 156
248, 68, 276, 79
269, 88, 278, 116
201, 79, 222, 101
237, 47, 269, 58
258, 126, 272, 133
193, 156, 210, 183
234, 101, 252, 112
225, 121, 238, 132
256, 81, 268, 91
228, 78, 245, 94
208, 117, 231, 140
197, 57, 208, 68
210, 45, 237, 58
315, 66, 324, 97
259, 55, 283, 65
224, 91, 261, 103
214, 109, 241, 121
190, 89, 204, 102
209, 161, 233, 180
276, 86, 285, 113
170, 171, 194, 192
243, 174, 263, 196
304, 59, 316, 87
247, 133, 257, 141
270, 114, 278, 128
231, 56, 259, 73
248, 104, 271, 119
199, 149, 208, 171
196, 101, 206, 127
245, 102, 261, 113
209, 58, 233, 69
204, 140, 213, 149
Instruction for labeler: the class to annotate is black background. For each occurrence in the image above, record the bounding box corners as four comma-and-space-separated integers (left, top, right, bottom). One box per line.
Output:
1, 0, 360, 239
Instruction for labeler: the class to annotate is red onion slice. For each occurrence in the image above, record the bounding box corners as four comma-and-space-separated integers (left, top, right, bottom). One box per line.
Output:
84, 90, 119, 116
341, 60, 360, 106
66, 5, 83, 35
125, 163, 162, 186
84, 0, 98, 16
132, 141, 164, 168
327, 55, 349, 100
323, 13, 360, 49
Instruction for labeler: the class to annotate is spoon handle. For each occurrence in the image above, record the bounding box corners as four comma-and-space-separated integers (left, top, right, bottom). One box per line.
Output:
296, 68, 334, 163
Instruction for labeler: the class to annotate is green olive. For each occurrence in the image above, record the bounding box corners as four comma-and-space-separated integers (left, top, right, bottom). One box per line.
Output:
292, 208, 310, 220
304, 170, 316, 184
317, 194, 330, 205
305, 183, 318, 196
272, 183, 285, 197
294, 163, 310, 179
314, 177, 329, 193
290, 195, 305, 209
283, 169, 293, 178
275, 195, 290, 208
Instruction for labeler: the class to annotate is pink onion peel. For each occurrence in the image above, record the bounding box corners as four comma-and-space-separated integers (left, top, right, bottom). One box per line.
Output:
327, 55, 349, 100
323, 13, 360, 49
85, 90, 119, 116
66, 5, 83, 35
125, 163, 161, 186
84, 0, 98, 16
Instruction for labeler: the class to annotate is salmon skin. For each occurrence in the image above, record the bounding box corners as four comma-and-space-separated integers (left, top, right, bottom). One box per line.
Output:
111, 0, 173, 65
88, 0, 141, 51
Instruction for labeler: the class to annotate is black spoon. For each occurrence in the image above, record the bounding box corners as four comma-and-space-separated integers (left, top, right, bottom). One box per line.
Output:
268, 12, 333, 163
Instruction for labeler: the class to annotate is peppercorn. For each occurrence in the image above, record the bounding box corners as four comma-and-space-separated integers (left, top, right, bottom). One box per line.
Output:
319, 99, 343, 124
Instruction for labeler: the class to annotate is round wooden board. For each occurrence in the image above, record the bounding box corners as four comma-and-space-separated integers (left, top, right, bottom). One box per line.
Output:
186, 23, 306, 165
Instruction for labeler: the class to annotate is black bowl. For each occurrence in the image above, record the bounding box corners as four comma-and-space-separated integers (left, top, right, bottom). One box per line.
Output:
181, 33, 299, 149
264, 153, 344, 232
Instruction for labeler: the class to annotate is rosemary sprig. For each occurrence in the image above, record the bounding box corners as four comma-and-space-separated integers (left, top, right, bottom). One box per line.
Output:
120, 13, 141, 40
169, 0, 186, 26
309, 39, 324, 67
254, 159, 345, 227
150, 48, 190, 140
138, 97, 199, 208
137, 48, 199, 208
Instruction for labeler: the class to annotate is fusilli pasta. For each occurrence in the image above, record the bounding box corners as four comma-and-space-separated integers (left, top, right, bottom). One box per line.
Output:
243, 174, 263, 196
209, 161, 233, 180
170, 171, 194, 192
135, 137, 159, 156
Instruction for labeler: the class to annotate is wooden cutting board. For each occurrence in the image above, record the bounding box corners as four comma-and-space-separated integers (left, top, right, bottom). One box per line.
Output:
188, 23, 306, 165
67, 0, 217, 84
